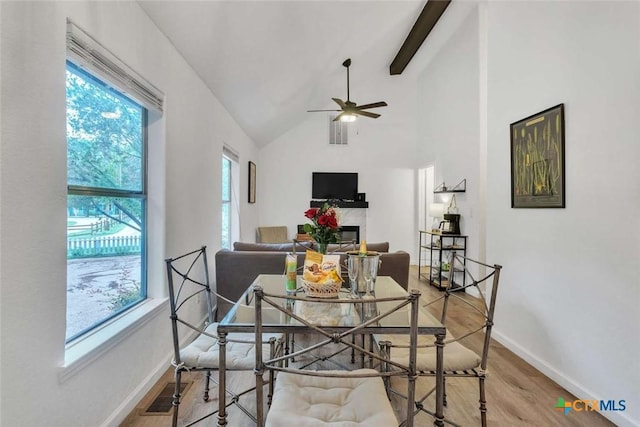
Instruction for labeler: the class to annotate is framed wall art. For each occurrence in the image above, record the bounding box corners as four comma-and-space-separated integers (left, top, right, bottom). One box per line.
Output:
248, 161, 256, 203
510, 104, 565, 208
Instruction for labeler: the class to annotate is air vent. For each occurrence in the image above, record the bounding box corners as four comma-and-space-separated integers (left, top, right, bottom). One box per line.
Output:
142, 381, 192, 414
329, 116, 348, 145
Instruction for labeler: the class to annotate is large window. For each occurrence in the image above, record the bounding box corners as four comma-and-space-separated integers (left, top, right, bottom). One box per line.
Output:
66, 61, 147, 342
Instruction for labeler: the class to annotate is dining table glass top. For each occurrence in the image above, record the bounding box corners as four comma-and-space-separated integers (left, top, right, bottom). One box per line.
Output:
219, 274, 445, 335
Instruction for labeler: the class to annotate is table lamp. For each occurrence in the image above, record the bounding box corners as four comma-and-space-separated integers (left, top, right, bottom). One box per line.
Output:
429, 203, 445, 232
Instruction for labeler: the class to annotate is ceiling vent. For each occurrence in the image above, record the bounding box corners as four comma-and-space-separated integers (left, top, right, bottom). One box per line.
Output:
329, 115, 348, 145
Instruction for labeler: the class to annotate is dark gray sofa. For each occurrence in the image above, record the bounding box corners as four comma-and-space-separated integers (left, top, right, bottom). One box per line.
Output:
214, 241, 410, 319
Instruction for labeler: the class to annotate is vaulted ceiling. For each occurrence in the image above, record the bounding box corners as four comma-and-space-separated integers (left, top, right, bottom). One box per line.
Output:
137, 1, 436, 146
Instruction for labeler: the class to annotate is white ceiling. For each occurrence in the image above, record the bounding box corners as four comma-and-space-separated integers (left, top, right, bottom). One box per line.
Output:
137, 0, 427, 146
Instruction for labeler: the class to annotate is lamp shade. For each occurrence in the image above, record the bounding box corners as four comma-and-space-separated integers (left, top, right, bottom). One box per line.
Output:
429, 203, 445, 219
446, 194, 458, 214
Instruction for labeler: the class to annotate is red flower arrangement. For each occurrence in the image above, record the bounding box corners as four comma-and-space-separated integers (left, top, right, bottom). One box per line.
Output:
303, 203, 340, 253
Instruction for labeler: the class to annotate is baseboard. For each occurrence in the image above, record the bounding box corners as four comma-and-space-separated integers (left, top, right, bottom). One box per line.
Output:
100, 353, 173, 427
492, 328, 637, 427
100, 311, 212, 427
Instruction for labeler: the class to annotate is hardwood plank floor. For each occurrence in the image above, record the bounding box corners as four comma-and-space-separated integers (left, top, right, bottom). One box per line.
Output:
121, 266, 614, 426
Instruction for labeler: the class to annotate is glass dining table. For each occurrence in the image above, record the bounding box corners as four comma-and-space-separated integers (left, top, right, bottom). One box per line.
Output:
216, 274, 447, 426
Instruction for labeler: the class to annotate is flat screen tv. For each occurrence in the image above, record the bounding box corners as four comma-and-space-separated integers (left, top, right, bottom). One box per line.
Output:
312, 172, 358, 201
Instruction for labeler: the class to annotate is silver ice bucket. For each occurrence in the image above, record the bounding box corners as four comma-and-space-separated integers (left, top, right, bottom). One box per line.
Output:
345, 251, 381, 295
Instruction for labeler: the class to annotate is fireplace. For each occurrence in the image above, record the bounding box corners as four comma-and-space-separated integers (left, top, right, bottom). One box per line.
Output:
297, 225, 360, 243
338, 225, 359, 243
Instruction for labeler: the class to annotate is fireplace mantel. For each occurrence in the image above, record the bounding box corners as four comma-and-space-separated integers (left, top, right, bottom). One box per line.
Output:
310, 200, 369, 208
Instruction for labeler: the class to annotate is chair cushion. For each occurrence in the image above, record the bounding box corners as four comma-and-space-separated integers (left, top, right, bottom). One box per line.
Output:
266, 369, 397, 427
376, 333, 481, 372
179, 323, 277, 370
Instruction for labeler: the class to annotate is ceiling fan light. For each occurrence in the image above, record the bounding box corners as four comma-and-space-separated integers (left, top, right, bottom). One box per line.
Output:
340, 113, 356, 122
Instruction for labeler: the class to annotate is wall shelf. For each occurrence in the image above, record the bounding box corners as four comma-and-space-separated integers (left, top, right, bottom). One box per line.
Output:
434, 178, 466, 194
310, 200, 368, 208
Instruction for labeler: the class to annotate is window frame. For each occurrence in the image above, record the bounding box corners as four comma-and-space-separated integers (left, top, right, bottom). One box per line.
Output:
221, 155, 232, 250
65, 61, 149, 343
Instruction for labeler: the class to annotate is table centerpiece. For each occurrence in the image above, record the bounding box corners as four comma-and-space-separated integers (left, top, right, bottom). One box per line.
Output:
302, 203, 340, 254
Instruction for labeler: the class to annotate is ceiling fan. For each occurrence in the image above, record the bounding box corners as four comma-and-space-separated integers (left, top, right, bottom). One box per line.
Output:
307, 58, 388, 122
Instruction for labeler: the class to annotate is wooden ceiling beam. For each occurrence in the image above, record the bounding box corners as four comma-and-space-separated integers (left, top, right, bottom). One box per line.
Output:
389, 0, 451, 75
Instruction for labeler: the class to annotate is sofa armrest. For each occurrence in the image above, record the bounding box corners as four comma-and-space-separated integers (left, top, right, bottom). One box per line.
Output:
378, 251, 410, 290
214, 250, 305, 319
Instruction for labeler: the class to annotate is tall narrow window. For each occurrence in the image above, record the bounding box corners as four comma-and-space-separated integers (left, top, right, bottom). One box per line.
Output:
222, 148, 240, 249
66, 61, 147, 342
221, 156, 232, 249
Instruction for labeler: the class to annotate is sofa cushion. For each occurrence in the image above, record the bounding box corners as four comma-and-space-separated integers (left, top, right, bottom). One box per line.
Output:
327, 241, 390, 253
325, 242, 358, 253
366, 242, 390, 252
233, 241, 315, 252
233, 241, 389, 253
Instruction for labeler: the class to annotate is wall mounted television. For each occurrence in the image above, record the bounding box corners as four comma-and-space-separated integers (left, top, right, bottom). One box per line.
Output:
312, 172, 358, 201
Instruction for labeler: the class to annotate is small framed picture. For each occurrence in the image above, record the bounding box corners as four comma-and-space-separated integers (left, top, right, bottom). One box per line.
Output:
510, 104, 565, 208
248, 161, 256, 203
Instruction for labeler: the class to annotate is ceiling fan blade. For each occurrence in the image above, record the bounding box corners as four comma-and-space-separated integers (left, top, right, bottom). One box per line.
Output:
332, 98, 346, 108
356, 101, 388, 110
354, 110, 381, 119
310, 59, 386, 121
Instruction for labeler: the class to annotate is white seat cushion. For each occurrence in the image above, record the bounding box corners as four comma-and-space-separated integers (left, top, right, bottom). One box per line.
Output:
179, 323, 278, 370
376, 333, 481, 372
266, 369, 397, 427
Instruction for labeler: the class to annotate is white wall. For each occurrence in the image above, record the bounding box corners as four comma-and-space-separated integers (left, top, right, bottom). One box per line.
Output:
416, 4, 482, 260
256, 2, 480, 262
417, 1, 639, 425
0, 1, 259, 425
3, 1, 638, 425
486, 3, 639, 425
259, 109, 419, 256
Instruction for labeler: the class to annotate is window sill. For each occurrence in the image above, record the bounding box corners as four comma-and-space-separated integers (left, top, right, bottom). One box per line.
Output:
60, 297, 168, 383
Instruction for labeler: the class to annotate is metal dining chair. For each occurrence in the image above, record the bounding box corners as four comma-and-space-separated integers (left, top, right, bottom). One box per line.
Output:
377, 253, 502, 426
253, 285, 424, 426
165, 246, 282, 427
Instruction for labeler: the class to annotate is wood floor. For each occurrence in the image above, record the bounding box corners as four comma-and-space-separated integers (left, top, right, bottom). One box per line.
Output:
121, 266, 615, 426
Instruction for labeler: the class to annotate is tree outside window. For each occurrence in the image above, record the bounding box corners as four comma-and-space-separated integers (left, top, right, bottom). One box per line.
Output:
66, 61, 147, 342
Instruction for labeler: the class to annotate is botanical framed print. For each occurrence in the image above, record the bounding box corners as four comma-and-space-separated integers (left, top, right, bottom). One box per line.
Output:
248, 161, 256, 203
510, 104, 565, 208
